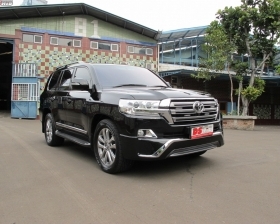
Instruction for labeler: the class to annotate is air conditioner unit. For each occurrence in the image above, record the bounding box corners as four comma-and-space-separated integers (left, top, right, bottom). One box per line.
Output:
145, 63, 154, 70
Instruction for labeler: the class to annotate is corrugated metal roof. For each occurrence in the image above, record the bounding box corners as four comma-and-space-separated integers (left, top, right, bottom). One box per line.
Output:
159, 26, 208, 42
0, 3, 159, 40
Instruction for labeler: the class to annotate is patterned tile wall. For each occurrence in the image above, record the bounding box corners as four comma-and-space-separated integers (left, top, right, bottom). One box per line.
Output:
18, 43, 157, 86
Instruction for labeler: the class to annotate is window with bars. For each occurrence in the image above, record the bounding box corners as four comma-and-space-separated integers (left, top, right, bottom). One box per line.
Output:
12, 84, 39, 101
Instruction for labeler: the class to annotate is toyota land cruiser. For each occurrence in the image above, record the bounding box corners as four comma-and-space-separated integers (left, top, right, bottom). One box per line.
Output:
39, 62, 224, 173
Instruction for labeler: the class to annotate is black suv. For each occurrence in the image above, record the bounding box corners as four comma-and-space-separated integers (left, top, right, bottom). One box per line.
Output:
40, 62, 224, 173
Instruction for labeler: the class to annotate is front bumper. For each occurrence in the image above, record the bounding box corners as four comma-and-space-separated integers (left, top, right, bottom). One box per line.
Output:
120, 131, 224, 160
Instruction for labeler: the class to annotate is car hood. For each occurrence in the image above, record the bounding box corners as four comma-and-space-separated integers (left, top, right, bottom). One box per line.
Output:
102, 87, 212, 100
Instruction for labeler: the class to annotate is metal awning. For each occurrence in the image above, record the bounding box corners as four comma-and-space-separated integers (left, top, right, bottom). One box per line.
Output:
159, 69, 280, 86
0, 3, 159, 40
158, 26, 208, 42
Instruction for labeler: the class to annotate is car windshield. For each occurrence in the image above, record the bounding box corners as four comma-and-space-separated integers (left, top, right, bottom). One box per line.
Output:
92, 64, 167, 88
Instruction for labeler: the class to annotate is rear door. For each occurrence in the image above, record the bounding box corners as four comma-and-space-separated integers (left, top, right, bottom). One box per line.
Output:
65, 66, 92, 135
56, 68, 74, 124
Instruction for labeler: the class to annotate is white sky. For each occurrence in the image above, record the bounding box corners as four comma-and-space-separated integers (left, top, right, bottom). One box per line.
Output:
12, 0, 242, 31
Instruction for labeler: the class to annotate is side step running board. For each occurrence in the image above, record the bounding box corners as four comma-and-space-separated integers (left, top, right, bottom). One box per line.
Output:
55, 130, 91, 147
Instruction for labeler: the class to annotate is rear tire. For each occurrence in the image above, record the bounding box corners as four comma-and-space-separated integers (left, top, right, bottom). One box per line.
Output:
44, 113, 64, 146
93, 119, 134, 174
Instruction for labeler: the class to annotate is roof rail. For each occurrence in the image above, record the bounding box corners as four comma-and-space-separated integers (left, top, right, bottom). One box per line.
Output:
56, 61, 86, 70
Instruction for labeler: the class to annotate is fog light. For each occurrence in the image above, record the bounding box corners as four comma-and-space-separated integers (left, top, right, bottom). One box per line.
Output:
137, 130, 145, 137
137, 129, 157, 138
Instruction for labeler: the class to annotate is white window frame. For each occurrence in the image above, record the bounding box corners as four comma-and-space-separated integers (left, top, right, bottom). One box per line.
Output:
127, 46, 134, 53
50, 37, 58, 45
146, 48, 153, 55
111, 44, 119, 51
33, 35, 42, 44
73, 39, 81, 47
90, 41, 98, 49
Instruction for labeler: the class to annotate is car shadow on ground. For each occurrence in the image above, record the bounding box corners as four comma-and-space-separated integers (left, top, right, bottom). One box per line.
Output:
52, 140, 217, 177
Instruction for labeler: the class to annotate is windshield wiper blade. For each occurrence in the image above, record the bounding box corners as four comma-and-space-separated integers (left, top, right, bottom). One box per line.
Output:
113, 84, 147, 88
149, 85, 168, 88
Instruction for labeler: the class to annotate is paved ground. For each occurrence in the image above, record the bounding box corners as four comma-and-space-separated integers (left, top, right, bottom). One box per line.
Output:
0, 112, 279, 224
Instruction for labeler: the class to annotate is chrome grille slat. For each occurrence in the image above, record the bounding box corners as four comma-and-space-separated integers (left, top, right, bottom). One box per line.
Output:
170, 101, 216, 107
171, 108, 217, 114
173, 115, 216, 122
169, 142, 219, 157
169, 99, 218, 124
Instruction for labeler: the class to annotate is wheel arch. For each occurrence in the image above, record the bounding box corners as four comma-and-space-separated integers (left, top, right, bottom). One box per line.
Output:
90, 114, 112, 142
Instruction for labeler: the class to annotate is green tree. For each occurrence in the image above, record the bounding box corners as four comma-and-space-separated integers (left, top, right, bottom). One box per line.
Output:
193, 21, 236, 114
217, 0, 280, 115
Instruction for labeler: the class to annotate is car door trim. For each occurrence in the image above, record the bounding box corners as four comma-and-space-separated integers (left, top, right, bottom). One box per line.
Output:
56, 122, 87, 135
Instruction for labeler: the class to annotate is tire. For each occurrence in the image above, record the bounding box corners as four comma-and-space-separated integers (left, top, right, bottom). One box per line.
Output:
190, 150, 207, 157
93, 119, 134, 174
44, 113, 64, 146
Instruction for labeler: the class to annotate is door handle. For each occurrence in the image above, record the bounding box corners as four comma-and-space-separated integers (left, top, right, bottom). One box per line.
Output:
50, 96, 55, 102
67, 99, 72, 104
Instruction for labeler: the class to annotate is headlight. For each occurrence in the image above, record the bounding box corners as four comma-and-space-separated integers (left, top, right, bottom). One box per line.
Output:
119, 99, 161, 116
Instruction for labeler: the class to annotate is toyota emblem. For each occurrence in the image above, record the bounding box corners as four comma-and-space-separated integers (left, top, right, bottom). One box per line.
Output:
193, 101, 204, 113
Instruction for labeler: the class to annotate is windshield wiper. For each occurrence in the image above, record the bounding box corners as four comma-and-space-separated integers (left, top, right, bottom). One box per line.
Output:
148, 85, 168, 88
113, 84, 147, 88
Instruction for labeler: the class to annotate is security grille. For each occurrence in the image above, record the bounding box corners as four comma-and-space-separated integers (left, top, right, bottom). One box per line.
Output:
12, 83, 39, 101
13, 63, 37, 77
169, 98, 218, 124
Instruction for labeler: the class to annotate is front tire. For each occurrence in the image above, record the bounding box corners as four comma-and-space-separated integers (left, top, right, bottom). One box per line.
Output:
93, 119, 133, 174
44, 113, 64, 146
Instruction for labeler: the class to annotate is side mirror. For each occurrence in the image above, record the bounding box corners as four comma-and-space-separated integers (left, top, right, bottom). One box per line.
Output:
71, 78, 89, 90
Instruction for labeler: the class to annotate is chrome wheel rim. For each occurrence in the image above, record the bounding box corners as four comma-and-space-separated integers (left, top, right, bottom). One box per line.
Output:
97, 128, 116, 166
46, 118, 53, 143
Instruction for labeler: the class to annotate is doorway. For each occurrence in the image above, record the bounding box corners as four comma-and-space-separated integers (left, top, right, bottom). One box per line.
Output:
0, 40, 13, 111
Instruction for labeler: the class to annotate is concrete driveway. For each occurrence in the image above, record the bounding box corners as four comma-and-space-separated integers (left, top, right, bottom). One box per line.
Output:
0, 113, 279, 224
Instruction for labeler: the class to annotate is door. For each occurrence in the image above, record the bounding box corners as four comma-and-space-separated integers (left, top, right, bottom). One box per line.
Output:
11, 63, 39, 118
65, 66, 92, 135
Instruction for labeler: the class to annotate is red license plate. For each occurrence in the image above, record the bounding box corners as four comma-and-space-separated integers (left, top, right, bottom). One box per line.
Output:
191, 124, 213, 139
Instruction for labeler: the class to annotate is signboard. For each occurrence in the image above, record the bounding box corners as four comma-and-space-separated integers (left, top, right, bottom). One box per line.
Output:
0, 0, 13, 6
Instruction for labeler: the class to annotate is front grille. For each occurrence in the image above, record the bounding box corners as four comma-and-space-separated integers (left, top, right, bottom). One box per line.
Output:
169, 98, 218, 124
168, 142, 219, 157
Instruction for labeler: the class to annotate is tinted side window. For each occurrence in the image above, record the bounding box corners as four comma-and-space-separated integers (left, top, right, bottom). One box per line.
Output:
58, 69, 74, 90
48, 71, 61, 90
73, 67, 91, 83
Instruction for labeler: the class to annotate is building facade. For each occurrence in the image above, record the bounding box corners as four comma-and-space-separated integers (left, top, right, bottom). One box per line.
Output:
0, 3, 159, 115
